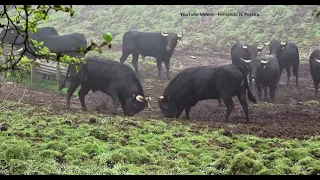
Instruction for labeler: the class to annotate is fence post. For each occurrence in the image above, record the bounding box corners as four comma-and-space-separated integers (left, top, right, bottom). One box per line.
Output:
30, 63, 35, 86
56, 62, 61, 91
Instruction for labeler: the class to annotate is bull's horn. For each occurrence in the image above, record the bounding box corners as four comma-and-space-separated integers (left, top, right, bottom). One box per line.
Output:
177, 31, 183, 38
280, 41, 286, 45
316, 58, 320, 63
261, 60, 269, 64
240, 58, 251, 63
158, 96, 164, 100
161, 32, 168, 36
242, 45, 248, 49
257, 44, 265, 50
264, 42, 270, 46
13, 47, 24, 54
136, 95, 144, 102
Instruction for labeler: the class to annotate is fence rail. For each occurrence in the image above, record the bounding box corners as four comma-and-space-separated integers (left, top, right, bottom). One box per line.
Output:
1, 54, 70, 90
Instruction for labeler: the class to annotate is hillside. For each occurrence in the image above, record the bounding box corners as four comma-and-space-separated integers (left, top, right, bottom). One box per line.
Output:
36, 5, 320, 59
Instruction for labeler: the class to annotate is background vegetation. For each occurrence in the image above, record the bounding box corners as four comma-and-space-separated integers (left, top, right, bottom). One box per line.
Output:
39, 5, 320, 60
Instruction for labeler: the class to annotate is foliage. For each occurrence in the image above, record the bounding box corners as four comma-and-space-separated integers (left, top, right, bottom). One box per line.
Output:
0, 102, 319, 175
0, 5, 113, 80
36, 5, 320, 60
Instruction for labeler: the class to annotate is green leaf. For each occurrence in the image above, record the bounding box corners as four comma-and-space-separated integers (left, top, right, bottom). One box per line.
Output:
17, 6, 24, 12
103, 32, 113, 43
70, 9, 75, 17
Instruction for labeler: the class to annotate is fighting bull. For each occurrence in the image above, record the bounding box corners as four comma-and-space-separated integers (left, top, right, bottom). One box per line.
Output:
231, 41, 265, 83
158, 64, 257, 123
64, 56, 152, 116
0, 25, 87, 91
249, 55, 281, 101
265, 39, 300, 87
309, 49, 320, 100
120, 31, 183, 79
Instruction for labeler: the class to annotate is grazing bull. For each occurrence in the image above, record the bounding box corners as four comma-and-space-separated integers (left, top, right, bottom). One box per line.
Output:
120, 31, 183, 79
231, 41, 265, 83
158, 64, 257, 123
64, 56, 152, 116
249, 55, 281, 101
0, 25, 87, 91
265, 39, 300, 87
309, 49, 320, 100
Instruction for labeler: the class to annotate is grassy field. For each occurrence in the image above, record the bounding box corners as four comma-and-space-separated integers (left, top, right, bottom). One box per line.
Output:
0, 101, 319, 175
35, 5, 320, 59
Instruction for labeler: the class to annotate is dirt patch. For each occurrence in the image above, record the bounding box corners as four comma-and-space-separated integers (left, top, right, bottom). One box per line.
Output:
0, 53, 319, 139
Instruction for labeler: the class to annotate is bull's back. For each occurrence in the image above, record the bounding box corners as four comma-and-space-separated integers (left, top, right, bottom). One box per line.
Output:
164, 66, 218, 101
43, 33, 87, 52
123, 31, 167, 57
215, 64, 243, 94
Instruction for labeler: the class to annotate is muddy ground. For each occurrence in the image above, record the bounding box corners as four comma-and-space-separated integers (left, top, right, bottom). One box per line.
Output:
0, 52, 319, 139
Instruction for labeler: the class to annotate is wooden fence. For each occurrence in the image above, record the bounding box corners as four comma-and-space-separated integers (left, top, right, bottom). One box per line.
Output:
1, 54, 69, 90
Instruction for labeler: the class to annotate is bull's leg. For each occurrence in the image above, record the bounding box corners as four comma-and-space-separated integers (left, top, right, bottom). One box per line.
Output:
141, 55, 146, 61
164, 60, 171, 80
286, 67, 291, 88
175, 106, 184, 119
120, 52, 131, 63
314, 80, 319, 100
217, 98, 222, 107
110, 91, 120, 115
78, 84, 91, 111
66, 80, 81, 109
237, 94, 250, 124
221, 96, 234, 122
264, 87, 268, 101
256, 83, 262, 101
269, 84, 276, 102
132, 53, 141, 77
293, 64, 299, 87
156, 59, 162, 79
248, 70, 253, 87
185, 101, 197, 120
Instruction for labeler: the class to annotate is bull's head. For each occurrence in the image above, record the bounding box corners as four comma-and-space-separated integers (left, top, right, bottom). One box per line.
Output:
123, 94, 152, 116
158, 95, 176, 118
268, 39, 287, 56
0, 25, 25, 45
161, 31, 183, 51
239, 43, 263, 67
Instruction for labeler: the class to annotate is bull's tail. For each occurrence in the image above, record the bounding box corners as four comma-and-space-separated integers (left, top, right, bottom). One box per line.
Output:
59, 64, 71, 92
237, 66, 257, 103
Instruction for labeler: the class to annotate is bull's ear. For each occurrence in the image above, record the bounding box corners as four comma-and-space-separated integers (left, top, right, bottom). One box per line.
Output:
132, 94, 136, 98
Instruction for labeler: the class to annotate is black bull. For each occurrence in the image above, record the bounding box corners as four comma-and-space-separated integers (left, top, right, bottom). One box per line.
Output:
119, 31, 183, 79
64, 56, 152, 116
249, 55, 281, 101
0, 25, 87, 90
231, 41, 265, 83
158, 64, 257, 123
265, 39, 300, 87
309, 49, 320, 100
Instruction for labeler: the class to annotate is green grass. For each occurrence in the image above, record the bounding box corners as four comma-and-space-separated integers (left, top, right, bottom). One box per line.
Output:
0, 101, 319, 175
34, 5, 320, 60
